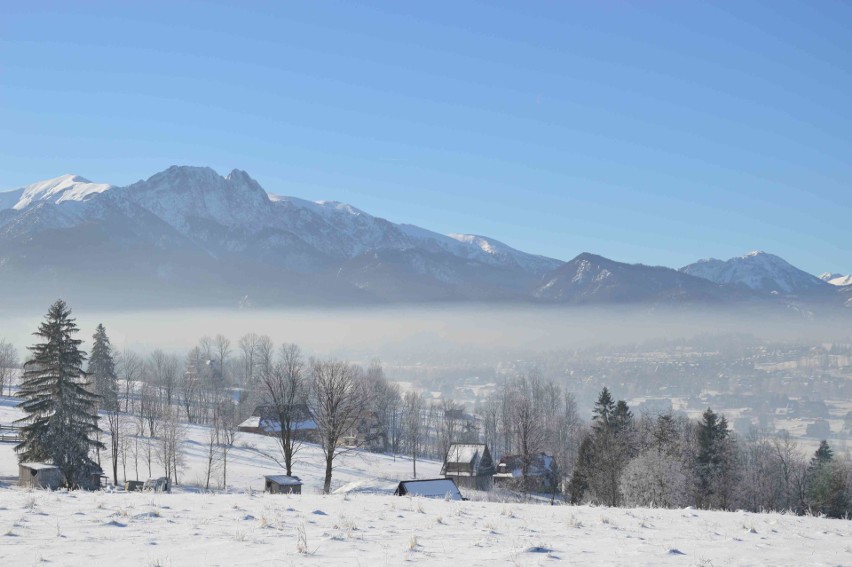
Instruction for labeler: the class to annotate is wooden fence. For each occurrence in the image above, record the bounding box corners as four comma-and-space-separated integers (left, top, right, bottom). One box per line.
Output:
0, 425, 22, 443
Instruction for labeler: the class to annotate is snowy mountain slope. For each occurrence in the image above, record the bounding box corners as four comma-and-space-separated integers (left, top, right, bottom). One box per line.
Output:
0, 174, 113, 211
269, 194, 417, 260
681, 251, 829, 295
820, 272, 852, 286
269, 195, 562, 276
535, 253, 741, 304
337, 247, 541, 302
122, 166, 274, 235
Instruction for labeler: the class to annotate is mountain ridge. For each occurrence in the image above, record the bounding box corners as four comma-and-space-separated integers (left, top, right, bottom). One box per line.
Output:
0, 166, 847, 310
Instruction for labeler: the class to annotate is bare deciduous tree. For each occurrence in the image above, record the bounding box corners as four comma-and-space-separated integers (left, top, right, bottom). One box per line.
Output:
238, 333, 260, 387
0, 339, 18, 396
213, 334, 231, 388
403, 391, 425, 478
148, 350, 181, 407
157, 407, 186, 485
307, 358, 367, 494
116, 349, 143, 414
261, 343, 307, 476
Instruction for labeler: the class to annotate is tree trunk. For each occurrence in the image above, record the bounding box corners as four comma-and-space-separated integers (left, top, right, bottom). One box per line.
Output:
323, 453, 334, 494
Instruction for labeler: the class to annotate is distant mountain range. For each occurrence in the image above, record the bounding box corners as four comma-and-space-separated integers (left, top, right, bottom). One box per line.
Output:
1, 166, 849, 311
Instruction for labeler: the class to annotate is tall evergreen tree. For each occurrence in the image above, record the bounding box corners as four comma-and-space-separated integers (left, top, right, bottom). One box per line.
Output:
695, 407, 737, 509
15, 300, 104, 488
90, 323, 121, 484
89, 324, 118, 411
611, 400, 633, 435
805, 440, 849, 518
592, 387, 615, 431
810, 440, 833, 468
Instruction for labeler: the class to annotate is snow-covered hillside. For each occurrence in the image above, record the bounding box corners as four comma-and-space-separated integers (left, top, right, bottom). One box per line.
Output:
2, 398, 851, 566
3, 486, 850, 566
681, 251, 828, 294
0, 398, 436, 496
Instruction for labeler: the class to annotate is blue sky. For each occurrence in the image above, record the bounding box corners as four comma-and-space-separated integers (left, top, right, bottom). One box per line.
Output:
1, 1, 850, 274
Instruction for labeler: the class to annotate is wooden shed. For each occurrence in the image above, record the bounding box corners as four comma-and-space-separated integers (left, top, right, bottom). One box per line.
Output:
19, 462, 63, 489
264, 475, 303, 494
394, 478, 462, 501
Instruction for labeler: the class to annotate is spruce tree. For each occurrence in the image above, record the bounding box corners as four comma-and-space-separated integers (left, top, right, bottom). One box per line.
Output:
805, 440, 848, 517
611, 400, 633, 435
592, 387, 615, 431
810, 440, 833, 468
15, 300, 104, 488
695, 407, 736, 509
90, 323, 120, 484
89, 324, 118, 411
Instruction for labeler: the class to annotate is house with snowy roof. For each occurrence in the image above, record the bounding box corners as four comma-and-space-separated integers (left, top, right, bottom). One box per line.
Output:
237, 404, 318, 442
493, 452, 557, 493
440, 442, 494, 491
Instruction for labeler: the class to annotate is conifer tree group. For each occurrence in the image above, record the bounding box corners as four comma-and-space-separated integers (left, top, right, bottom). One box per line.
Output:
15, 299, 104, 488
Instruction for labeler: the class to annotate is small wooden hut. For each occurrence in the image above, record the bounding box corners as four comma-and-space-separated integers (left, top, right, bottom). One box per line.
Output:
19, 462, 63, 489
264, 475, 303, 494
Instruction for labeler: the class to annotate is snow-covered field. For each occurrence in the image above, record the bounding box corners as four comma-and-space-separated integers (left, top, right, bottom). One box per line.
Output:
2, 398, 851, 566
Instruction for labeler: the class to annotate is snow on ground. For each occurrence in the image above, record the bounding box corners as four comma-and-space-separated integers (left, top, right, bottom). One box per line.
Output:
1, 486, 851, 566
1, 397, 851, 566
0, 397, 438, 496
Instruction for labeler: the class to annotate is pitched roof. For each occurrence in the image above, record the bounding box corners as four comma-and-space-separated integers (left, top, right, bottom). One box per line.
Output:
265, 475, 303, 486
445, 443, 486, 464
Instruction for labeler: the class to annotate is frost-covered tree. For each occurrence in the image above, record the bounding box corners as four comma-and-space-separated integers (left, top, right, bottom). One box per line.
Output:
15, 300, 104, 488
0, 339, 19, 397
621, 448, 688, 508
574, 389, 634, 506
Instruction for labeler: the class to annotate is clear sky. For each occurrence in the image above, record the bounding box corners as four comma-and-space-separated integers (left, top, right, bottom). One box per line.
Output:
1, 1, 850, 274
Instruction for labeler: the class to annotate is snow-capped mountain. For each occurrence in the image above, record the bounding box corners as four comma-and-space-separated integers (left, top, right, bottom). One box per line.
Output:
0, 167, 847, 310
535, 253, 738, 304
0, 166, 564, 307
680, 251, 829, 295
820, 273, 852, 287
0, 174, 113, 211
